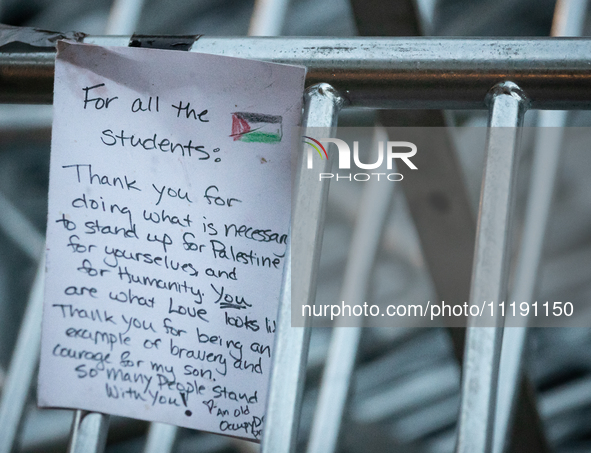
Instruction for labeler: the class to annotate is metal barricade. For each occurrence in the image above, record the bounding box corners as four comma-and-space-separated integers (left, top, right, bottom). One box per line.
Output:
0, 2, 590, 450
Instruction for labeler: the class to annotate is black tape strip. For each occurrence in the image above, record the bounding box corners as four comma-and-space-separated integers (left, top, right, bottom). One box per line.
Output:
128, 34, 201, 51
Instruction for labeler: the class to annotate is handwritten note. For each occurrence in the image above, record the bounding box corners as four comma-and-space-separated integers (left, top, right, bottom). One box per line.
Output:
38, 41, 305, 441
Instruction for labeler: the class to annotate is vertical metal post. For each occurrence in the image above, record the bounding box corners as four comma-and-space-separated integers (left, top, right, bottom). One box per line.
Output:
143, 423, 179, 453
306, 127, 394, 453
0, 192, 45, 260
493, 2, 588, 452
0, 259, 44, 453
248, 0, 291, 36
260, 83, 344, 453
0, 193, 45, 453
492, 112, 566, 453
551, 0, 588, 37
67, 411, 110, 453
105, 0, 146, 35
0, 93, 46, 453
455, 82, 528, 453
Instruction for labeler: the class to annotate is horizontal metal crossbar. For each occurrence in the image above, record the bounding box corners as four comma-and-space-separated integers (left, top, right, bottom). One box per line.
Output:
2, 37, 591, 108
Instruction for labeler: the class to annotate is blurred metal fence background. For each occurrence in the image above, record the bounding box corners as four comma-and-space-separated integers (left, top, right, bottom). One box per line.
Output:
0, 0, 591, 452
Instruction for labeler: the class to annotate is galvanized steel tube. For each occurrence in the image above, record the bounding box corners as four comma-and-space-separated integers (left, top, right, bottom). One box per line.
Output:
1, 37, 591, 108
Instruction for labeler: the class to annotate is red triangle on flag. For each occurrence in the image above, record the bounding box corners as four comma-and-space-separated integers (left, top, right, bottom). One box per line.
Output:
231, 113, 251, 141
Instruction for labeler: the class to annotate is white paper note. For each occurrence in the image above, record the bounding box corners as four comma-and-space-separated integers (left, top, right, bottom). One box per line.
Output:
38, 41, 304, 441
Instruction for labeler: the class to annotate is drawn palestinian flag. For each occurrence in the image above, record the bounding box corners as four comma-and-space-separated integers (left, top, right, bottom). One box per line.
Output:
230, 112, 283, 143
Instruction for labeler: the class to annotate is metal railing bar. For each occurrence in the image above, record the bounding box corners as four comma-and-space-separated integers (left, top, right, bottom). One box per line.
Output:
455, 82, 528, 453
105, 0, 145, 36
260, 83, 344, 453
3, 37, 591, 108
248, 0, 290, 36
0, 258, 44, 453
66, 411, 110, 453
143, 423, 179, 453
306, 126, 394, 453
493, 1, 589, 452
0, 191, 44, 260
